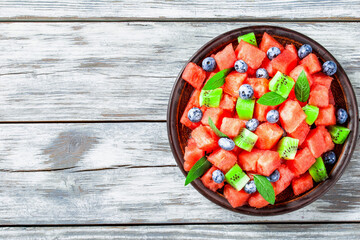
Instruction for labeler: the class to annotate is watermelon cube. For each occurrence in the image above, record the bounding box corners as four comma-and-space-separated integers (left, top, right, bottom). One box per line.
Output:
318, 126, 335, 152
286, 147, 316, 177
191, 125, 218, 152
300, 53, 322, 74
315, 104, 336, 126
246, 78, 270, 98
254, 102, 276, 122
248, 192, 271, 208
257, 150, 281, 176
182, 62, 207, 89
289, 65, 314, 87
238, 148, 265, 172
259, 32, 285, 53
302, 127, 327, 158
292, 172, 314, 196
184, 138, 205, 171
236, 40, 266, 69
214, 43, 237, 70
261, 57, 276, 77
288, 120, 310, 145
270, 49, 298, 75
207, 149, 237, 173
254, 122, 284, 150
219, 94, 236, 113
312, 72, 333, 90
201, 108, 224, 128
201, 166, 225, 192
273, 164, 295, 195
279, 100, 307, 133
285, 44, 299, 62
220, 117, 245, 138
180, 90, 206, 129
223, 71, 247, 98
224, 185, 250, 208
308, 85, 329, 108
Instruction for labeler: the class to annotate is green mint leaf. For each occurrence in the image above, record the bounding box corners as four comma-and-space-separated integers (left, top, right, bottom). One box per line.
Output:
208, 117, 228, 138
254, 175, 275, 205
185, 156, 211, 186
202, 68, 232, 90
295, 70, 310, 102
257, 92, 286, 106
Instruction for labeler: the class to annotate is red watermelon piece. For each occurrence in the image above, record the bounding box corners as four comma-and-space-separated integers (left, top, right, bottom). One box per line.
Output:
270, 49, 298, 75
214, 43, 237, 70
184, 138, 205, 171
224, 185, 250, 208
279, 100, 307, 133
286, 147, 316, 177
300, 53, 322, 74
246, 78, 270, 98
201, 166, 225, 192
259, 32, 285, 53
302, 127, 327, 158
288, 120, 310, 145
191, 125, 218, 152
315, 104, 336, 126
312, 72, 333, 89
285, 44, 299, 62
289, 65, 314, 87
201, 108, 224, 128
223, 71, 247, 98
255, 122, 284, 150
318, 126, 335, 152
261, 57, 276, 77
254, 102, 277, 122
248, 192, 271, 208
308, 85, 329, 108
292, 172, 314, 196
207, 149, 237, 173
257, 150, 281, 176
219, 94, 236, 113
238, 148, 265, 172
274, 164, 295, 195
182, 62, 206, 90
220, 117, 245, 138
236, 40, 266, 69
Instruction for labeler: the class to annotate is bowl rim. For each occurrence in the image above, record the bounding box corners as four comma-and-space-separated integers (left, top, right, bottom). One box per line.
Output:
167, 25, 359, 216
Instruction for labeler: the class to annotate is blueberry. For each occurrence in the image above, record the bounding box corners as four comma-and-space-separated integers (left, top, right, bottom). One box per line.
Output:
267, 170, 280, 182
337, 108, 348, 124
202, 57, 216, 72
323, 151, 336, 165
244, 180, 257, 194
239, 84, 254, 100
187, 107, 203, 123
212, 170, 225, 184
246, 119, 259, 131
267, 47, 281, 60
234, 60, 248, 73
256, 68, 269, 79
322, 61, 337, 76
218, 137, 235, 151
298, 44, 312, 59
266, 110, 279, 123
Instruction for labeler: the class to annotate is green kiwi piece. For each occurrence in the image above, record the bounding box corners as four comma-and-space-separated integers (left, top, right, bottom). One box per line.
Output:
234, 128, 258, 152
225, 164, 250, 191
236, 98, 255, 120
269, 71, 295, 98
302, 104, 319, 125
328, 125, 351, 144
277, 137, 299, 160
199, 88, 223, 107
309, 157, 328, 182
237, 32, 257, 47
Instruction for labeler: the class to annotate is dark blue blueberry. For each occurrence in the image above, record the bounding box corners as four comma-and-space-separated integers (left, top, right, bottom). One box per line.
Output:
244, 180, 257, 194
322, 61, 337, 76
187, 107, 203, 123
267, 170, 280, 182
298, 44, 312, 59
234, 60, 248, 73
202, 57, 216, 72
246, 119, 259, 131
218, 137, 235, 151
267, 47, 281, 60
239, 84, 254, 100
323, 151, 336, 165
212, 170, 225, 184
256, 68, 269, 79
337, 108, 348, 124
266, 110, 279, 123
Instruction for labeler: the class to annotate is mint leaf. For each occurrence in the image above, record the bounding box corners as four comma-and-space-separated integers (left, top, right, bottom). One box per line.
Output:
295, 70, 310, 102
254, 175, 275, 205
185, 156, 211, 186
208, 117, 228, 138
202, 68, 232, 90
257, 92, 286, 106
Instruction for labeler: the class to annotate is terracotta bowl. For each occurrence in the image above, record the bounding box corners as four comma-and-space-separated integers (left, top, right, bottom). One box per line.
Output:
167, 25, 359, 215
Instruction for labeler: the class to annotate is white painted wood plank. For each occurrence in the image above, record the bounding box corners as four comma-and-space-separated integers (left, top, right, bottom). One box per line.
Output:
0, 22, 359, 121
0, 122, 358, 224
0, 224, 360, 239
0, 0, 359, 20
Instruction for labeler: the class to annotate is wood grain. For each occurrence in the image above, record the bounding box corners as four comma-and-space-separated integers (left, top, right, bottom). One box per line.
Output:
0, 22, 358, 121
0, 122, 358, 224
0, 0, 359, 21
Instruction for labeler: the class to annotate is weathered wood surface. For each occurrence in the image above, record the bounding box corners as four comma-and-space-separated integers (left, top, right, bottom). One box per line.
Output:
0, 0, 359, 21
0, 224, 360, 239
0, 122, 357, 224
0, 22, 359, 121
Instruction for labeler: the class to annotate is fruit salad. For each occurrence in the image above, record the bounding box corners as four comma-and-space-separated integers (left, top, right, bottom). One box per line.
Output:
180, 31, 351, 209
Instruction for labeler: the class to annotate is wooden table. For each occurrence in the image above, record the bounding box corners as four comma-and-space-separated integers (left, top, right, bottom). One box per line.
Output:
0, 1, 359, 239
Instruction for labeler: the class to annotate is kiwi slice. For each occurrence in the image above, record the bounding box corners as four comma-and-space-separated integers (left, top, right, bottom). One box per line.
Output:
328, 125, 351, 144
277, 137, 299, 160
199, 88, 223, 107
225, 164, 250, 191
234, 128, 258, 152
309, 157, 328, 182
236, 98, 255, 120
269, 71, 295, 98
302, 105, 319, 125
237, 32, 257, 47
